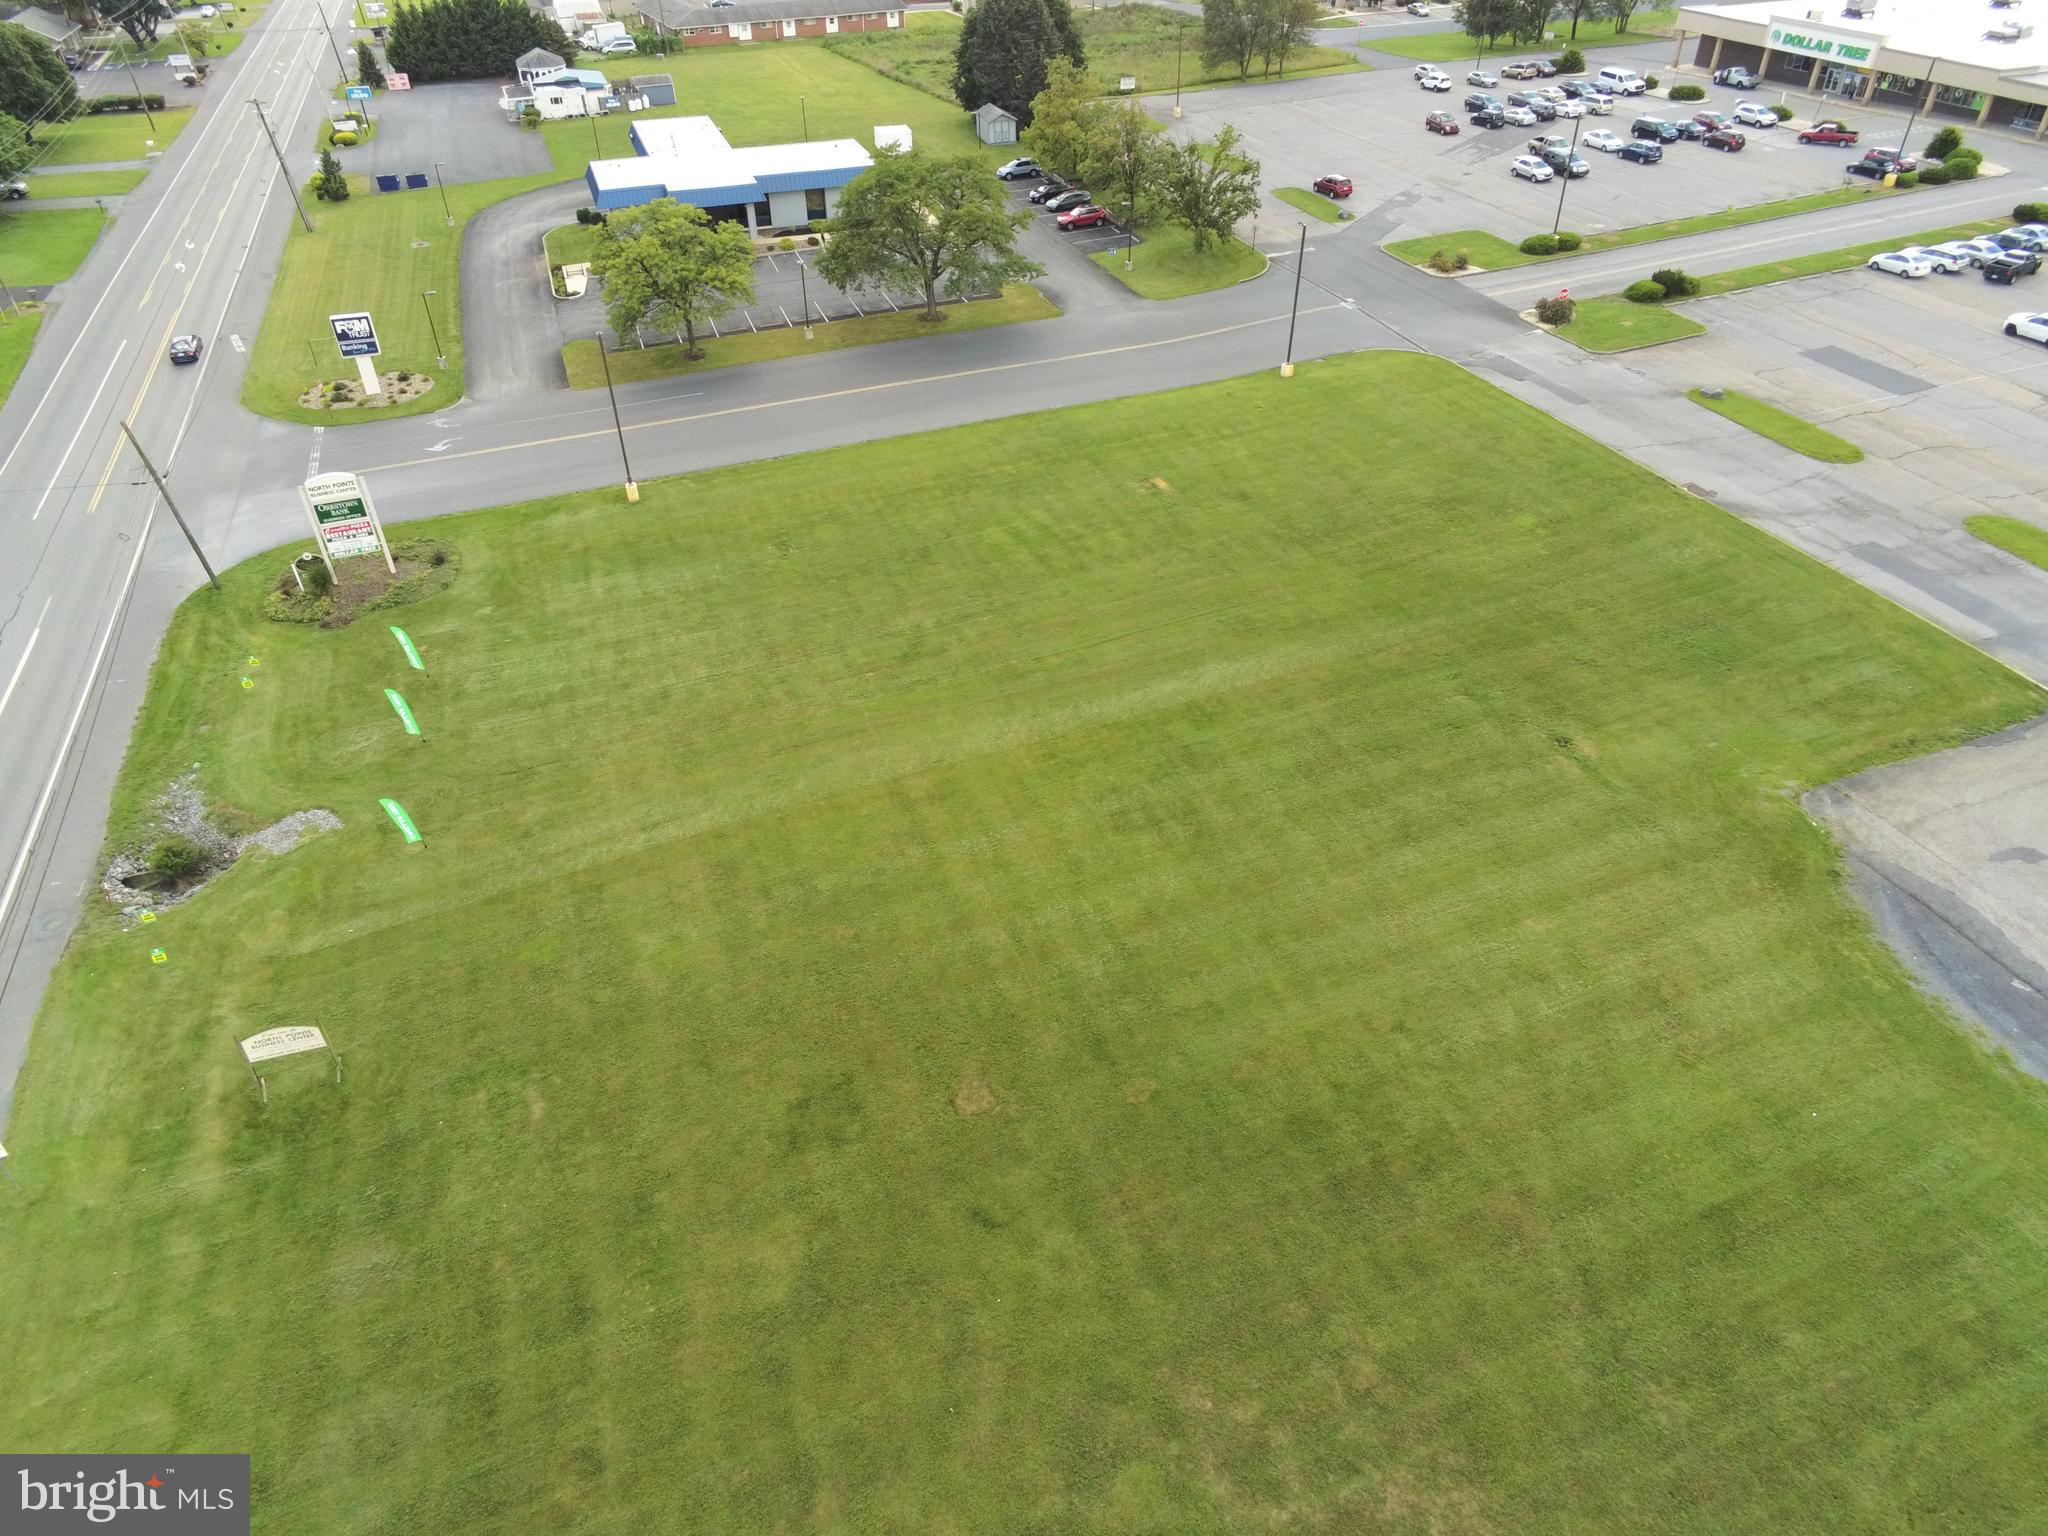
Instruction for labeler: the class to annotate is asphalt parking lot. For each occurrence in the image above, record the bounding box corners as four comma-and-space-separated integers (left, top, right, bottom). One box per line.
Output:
1001, 179, 1145, 309
331, 80, 554, 185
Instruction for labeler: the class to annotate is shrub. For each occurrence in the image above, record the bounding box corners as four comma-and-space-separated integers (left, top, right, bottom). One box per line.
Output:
1534, 294, 1576, 325
520, 103, 541, 129
1426, 247, 1470, 273
147, 836, 207, 880
1770, 103, 1794, 122
1894, 171, 1918, 189
2015, 202, 2048, 223
332, 130, 358, 146
1650, 267, 1699, 298
806, 234, 820, 246
1518, 232, 1560, 256
1925, 124, 1963, 160
1668, 84, 1705, 102
575, 205, 600, 225
85, 93, 166, 113
1624, 278, 1667, 304
1554, 231, 1582, 252
1644, 74, 1659, 91
1554, 47, 1584, 74
1916, 163, 1950, 186
777, 235, 796, 251
1943, 147, 1982, 180
304, 559, 334, 595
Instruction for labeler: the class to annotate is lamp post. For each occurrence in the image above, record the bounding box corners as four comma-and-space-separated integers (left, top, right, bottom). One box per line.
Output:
1173, 17, 1185, 118
1898, 56, 1940, 164
800, 94, 808, 141
434, 160, 452, 227
420, 289, 445, 368
1280, 223, 1305, 378
596, 335, 639, 502
1123, 197, 1134, 270
798, 253, 813, 340
1551, 111, 1583, 235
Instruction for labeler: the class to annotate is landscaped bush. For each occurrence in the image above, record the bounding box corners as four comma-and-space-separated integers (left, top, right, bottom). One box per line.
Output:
1916, 163, 1950, 185
1519, 232, 1560, 256
1554, 47, 1584, 75
1534, 294, 1576, 325
1668, 84, 1705, 102
777, 235, 796, 251
84, 93, 166, 114
147, 836, 207, 880
1925, 124, 1963, 160
1769, 104, 1794, 121
1554, 231, 1582, 251
332, 130, 358, 146
1426, 247, 1470, 273
1942, 147, 1983, 180
2015, 202, 2048, 223
1644, 74, 1659, 91
1650, 267, 1699, 298
1894, 171, 1919, 188
520, 103, 541, 129
1624, 278, 1667, 304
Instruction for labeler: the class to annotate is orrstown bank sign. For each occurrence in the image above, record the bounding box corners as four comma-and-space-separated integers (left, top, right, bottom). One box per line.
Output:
1767, 18, 1880, 64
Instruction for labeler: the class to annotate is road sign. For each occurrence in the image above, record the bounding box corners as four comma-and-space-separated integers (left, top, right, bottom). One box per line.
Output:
386, 71, 411, 89
345, 84, 372, 101
329, 310, 379, 358
301, 469, 393, 571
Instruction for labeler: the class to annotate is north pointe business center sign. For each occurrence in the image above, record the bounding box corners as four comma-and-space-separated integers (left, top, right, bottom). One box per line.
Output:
1767, 17, 1880, 65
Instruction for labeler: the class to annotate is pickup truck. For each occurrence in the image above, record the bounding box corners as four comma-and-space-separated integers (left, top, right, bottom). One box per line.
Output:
1798, 121, 1859, 145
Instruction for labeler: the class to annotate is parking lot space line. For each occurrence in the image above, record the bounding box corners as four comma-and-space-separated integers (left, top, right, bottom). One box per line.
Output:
745, 310, 757, 333
884, 291, 899, 312
764, 254, 781, 275
850, 296, 866, 316
778, 305, 791, 327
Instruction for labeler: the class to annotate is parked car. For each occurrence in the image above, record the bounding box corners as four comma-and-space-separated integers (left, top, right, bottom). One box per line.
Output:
1312, 174, 1354, 196
1532, 60, 1558, 76
1541, 147, 1590, 177
0, 179, 25, 200
1056, 203, 1109, 230
1527, 133, 1570, 156
1467, 69, 1499, 88
1798, 121, 1858, 145
1027, 179, 1069, 203
1406, 0, 1430, 13
1550, 98, 1584, 118
1691, 111, 1727, 131
1508, 92, 1557, 120
1631, 117, 1678, 142
599, 35, 634, 52
1502, 61, 1540, 80
1713, 65, 1759, 88
1862, 146, 1916, 171
1617, 140, 1663, 164
2012, 224, 2048, 242
1985, 251, 2043, 283
1703, 128, 1746, 151
1579, 92, 1614, 115
1583, 128, 1625, 153
1867, 250, 1935, 278
2003, 311, 2048, 342
1928, 238, 2004, 267
61, 50, 82, 68
1464, 91, 1501, 112
1509, 155, 1556, 182
168, 334, 204, 364
1471, 107, 1508, 129
1897, 245, 1964, 273
996, 157, 1043, 180
1042, 188, 1092, 213
1418, 69, 1452, 91
1671, 118, 1707, 139
1846, 157, 1900, 179
1731, 101, 1779, 127
1424, 112, 1460, 136
1995, 229, 2048, 252
1501, 105, 1538, 127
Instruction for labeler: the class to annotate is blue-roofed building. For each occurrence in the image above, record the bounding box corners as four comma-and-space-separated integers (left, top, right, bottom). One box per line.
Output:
585, 116, 873, 233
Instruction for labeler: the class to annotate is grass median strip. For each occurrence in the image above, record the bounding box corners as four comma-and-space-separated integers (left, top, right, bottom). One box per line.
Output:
1274, 186, 1345, 224
1688, 387, 1863, 462
1551, 295, 1704, 351
0, 206, 106, 283
561, 283, 1059, 386
1384, 184, 1914, 272
1966, 514, 2048, 573
9, 352, 2048, 1531
1091, 226, 1265, 298
1692, 215, 2006, 297
0, 305, 43, 411
1367, 8, 1675, 59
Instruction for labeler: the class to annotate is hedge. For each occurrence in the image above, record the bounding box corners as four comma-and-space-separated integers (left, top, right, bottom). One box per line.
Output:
1519, 233, 1560, 256
1624, 279, 1667, 304
84, 93, 166, 113
2015, 202, 2048, 223
1668, 84, 1705, 102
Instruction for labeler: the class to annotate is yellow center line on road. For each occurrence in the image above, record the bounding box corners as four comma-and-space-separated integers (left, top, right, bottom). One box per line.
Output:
359, 303, 1356, 476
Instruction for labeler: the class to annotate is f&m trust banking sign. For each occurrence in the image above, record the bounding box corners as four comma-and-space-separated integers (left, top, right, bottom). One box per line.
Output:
1767, 17, 1880, 65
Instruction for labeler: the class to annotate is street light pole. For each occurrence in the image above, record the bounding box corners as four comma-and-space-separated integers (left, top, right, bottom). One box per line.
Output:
596, 336, 639, 502
1280, 223, 1305, 378
420, 289, 445, 368
800, 94, 808, 141
1551, 111, 1583, 235
434, 160, 452, 227
1899, 56, 1940, 163
798, 254, 813, 340
1173, 17, 1185, 119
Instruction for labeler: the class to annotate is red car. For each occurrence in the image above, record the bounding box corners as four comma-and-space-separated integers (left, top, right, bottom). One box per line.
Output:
1799, 121, 1859, 145
1312, 174, 1353, 198
1691, 111, 1726, 131
1056, 203, 1109, 230
1425, 111, 1460, 135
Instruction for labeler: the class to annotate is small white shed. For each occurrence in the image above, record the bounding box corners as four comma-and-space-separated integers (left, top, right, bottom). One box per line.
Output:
972, 103, 1017, 146
874, 123, 912, 153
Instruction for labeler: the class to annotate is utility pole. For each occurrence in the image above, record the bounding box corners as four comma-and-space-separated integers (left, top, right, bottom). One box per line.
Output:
250, 100, 315, 232
119, 421, 220, 591
313, 0, 350, 86
595, 338, 638, 502
434, 160, 453, 227
1280, 223, 1305, 378
798, 254, 812, 340
800, 94, 808, 141
122, 59, 158, 134
1551, 111, 1583, 235
1898, 57, 1941, 165
1173, 17, 1185, 118
0, 271, 18, 318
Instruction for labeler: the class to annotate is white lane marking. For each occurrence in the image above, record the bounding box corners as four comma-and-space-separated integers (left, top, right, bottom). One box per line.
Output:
29, 343, 127, 522
307, 424, 323, 478
229, 334, 244, 351
425, 438, 460, 452
0, 597, 54, 725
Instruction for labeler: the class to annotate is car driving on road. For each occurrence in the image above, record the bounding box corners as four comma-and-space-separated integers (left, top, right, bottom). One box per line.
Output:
2003, 311, 2048, 342
1509, 155, 1555, 182
168, 334, 204, 364
1867, 250, 1934, 278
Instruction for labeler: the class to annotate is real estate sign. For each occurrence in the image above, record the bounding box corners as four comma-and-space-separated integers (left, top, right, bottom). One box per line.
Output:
1766, 17, 1879, 65
301, 470, 394, 571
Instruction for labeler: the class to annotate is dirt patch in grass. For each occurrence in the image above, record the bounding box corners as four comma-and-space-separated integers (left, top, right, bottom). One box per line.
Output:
264, 538, 462, 628
951, 1077, 996, 1116
296, 370, 437, 412
101, 772, 341, 921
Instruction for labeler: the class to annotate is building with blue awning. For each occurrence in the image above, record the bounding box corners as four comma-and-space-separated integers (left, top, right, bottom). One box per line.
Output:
584, 116, 874, 232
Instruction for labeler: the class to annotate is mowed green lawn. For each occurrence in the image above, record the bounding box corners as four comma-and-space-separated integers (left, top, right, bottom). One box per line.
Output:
0, 304, 43, 410
1368, 9, 1675, 61
27, 107, 193, 165
0, 206, 107, 282
10, 354, 2048, 1533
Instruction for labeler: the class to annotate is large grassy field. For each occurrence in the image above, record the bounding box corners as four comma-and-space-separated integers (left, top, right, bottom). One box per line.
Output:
826, 7, 1359, 100
9, 354, 2048, 1531
1368, 8, 1675, 61
27, 106, 193, 165
0, 206, 106, 282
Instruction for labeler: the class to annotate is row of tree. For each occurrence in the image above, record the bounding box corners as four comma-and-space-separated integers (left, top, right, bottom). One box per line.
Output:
1023, 62, 1259, 253
1457, 0, 1646, 47
385, 0, 572, 84
1201, 0, 1323, 84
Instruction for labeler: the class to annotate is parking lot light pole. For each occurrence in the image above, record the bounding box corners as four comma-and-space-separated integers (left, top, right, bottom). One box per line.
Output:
1124, 198, 1134, 270
799, 254, 813, 340
596, 336, 639, 502
1173, 17, 1185, 118
800, 94, 809, 141
1551, 112, 1583, 235
434, 160, 452, 227
1280, 223, 1305, 379
1899, 57, 1941, 162
420, 289, 445, 368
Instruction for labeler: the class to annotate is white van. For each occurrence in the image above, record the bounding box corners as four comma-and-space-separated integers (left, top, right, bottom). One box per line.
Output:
1596, 66, 1647, 95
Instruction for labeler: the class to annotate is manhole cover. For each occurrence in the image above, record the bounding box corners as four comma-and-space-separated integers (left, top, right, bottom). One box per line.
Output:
411, 239, 430, 249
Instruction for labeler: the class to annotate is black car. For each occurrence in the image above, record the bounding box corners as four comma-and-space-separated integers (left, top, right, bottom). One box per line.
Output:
1672, 119, 1707, 140
1027, 179, 1070, 204
1470, 107, 1508, 129
1985, 251, 2043, 284
1464, 91, 1500, 112
995, 157, 1043, 181
168, 334, 203, 365
1541, 147, 1590, 177
1042, 188, 1092, 213
1617, 140, 1663, 164
1632, 119, 1679, 142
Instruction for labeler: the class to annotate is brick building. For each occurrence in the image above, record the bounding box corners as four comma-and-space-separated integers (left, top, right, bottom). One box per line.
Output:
633, 0, 904, 47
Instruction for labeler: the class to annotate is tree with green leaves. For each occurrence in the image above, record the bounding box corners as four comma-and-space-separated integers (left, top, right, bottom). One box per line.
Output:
1200, 0, 1260, 82
356, 40, 386, 87
1456, 0, 1515, 47
1596, 0, 1640, 32
818, 147, 1043, 322
1080, 102, 1165, 225
0, 23, 78, 137
386, 0, 570, 84
174, 18, 209, 57
1021, 59, 1094, 180
1261, 0, 1321, 78
1556, 0, 1591, 38
1158, 124, 1259, 253
592, 199, 755, 358
98, 0, 171, 54
951, 0, 1084, 125
0, 110, 30, 182
314, 147, 349, 202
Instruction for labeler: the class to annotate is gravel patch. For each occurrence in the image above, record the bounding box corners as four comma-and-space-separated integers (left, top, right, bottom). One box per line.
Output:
103, 770, 341, 922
